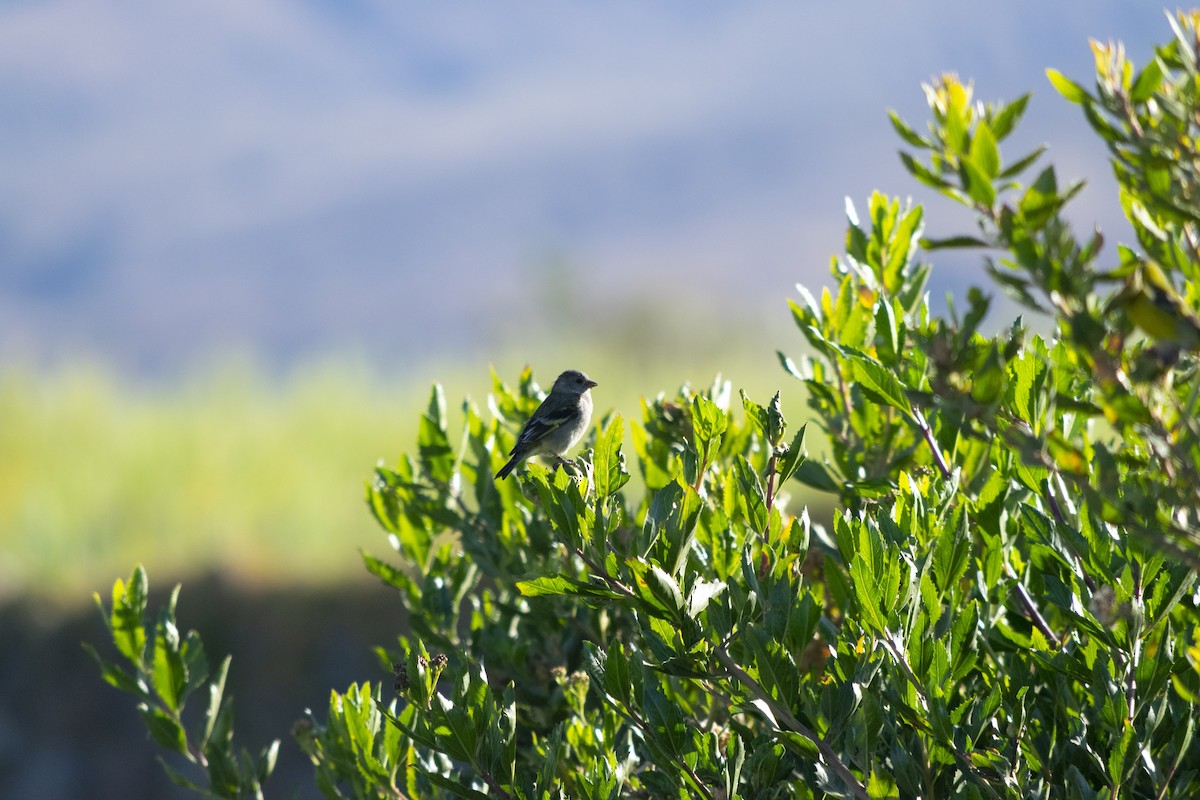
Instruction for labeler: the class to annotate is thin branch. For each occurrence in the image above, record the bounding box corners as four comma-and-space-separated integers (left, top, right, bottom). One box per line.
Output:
477, 767, 515, 800
765, 453, 777, 511
573, 547, 638, 600
1011, 580, 1059, 645
913, 408, 952, 479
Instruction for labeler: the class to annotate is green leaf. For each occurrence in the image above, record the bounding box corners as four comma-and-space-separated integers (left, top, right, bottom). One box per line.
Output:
989, 93, 1029, 140
691, 395, 728, 462
733, 455, 768, 533
1107, 720, 1135, 787
1046, 68, 1089, 104
686, 579, 726, 620
960, 156, 997, 206
594, 414, 630, 499
644, 479, 703, 576
516, 574, 586, 597
792, 460, 842, 493
645, 564, 686, 618
875, 299, 901, 366
969, 121, 1001, 180
998, 144, 1047, 180
921, 235, 990, 250
603, 642, 634, 708
361, 552, 414, 593
629, 558, 686, 618
516, 574, 624, 603
775, 423, 808, 484
418, 384, 455, 484
109, 568, 149, 667
1130, 58, 1164, 103
152, 607, 186, 713
899, 152, 951, 190
850, 356, 915, 420
740, 391, 769, 438
84, 643, 148, 697
1019, 166, 1062, 229
529, 464, 587, 550
138, 704, 188, 756
201, 657, 231, 751
889, 109, 933, 148
180, 631, 209, 697
778, 350, 804, 380
766, 391, 786, 446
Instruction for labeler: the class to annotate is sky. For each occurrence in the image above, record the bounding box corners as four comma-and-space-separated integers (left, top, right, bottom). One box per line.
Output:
0, 1, 1170, 374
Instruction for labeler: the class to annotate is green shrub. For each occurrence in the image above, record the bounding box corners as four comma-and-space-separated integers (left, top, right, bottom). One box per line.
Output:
91, 13, 1200, 799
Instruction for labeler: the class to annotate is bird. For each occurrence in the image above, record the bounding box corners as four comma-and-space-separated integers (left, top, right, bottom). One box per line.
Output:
495, 370, 597, 479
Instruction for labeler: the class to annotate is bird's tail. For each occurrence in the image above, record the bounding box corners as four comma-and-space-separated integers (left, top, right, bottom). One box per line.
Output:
495, 454, 521, 480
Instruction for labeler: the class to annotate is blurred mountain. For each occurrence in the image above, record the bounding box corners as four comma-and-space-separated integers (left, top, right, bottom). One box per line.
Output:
0, 1, 1164, 373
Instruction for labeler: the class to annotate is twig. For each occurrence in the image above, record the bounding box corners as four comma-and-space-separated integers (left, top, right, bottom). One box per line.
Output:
913, 408, 952, 479
478, 767, 514, 800
1011, 580, 1059, 646
765, 452, 778, 517
573, 547, 638, 600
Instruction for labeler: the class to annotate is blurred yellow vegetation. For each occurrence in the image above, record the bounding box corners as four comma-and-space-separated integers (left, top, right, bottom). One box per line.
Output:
1, 341, 816, 602
0, 357, 426, 599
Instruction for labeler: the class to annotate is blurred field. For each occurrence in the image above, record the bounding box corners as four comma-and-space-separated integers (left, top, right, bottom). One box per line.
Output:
0, 332, 821, 603
0, 356, 424, 599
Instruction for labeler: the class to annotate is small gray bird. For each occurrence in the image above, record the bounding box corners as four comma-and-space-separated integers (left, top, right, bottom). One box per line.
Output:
495, 370, 597, 479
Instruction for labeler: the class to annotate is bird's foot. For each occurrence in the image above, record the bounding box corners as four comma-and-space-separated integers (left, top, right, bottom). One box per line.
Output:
553, 456, 584, 477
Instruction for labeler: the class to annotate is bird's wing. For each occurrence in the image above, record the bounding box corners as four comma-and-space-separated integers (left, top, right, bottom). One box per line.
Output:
512, 404, 574, 452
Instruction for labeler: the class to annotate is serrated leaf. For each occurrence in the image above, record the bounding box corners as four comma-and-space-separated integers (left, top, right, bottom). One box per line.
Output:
516, 574, 587, 598
733, 455, 768, 533
603, 642, 633, 708
110, 569, 149, 667
594, 414, 630, 499
646, 564, 685, 617
850, 356, 914, 420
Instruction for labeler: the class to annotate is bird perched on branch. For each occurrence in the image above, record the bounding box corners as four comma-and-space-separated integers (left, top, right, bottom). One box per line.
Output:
495, 370, 597, 479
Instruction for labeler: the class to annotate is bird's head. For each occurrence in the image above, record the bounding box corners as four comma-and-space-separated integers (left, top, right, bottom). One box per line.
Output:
553, 370, 598, 394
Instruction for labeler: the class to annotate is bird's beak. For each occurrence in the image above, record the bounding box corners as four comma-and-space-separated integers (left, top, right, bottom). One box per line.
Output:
586, 380, 598, 389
